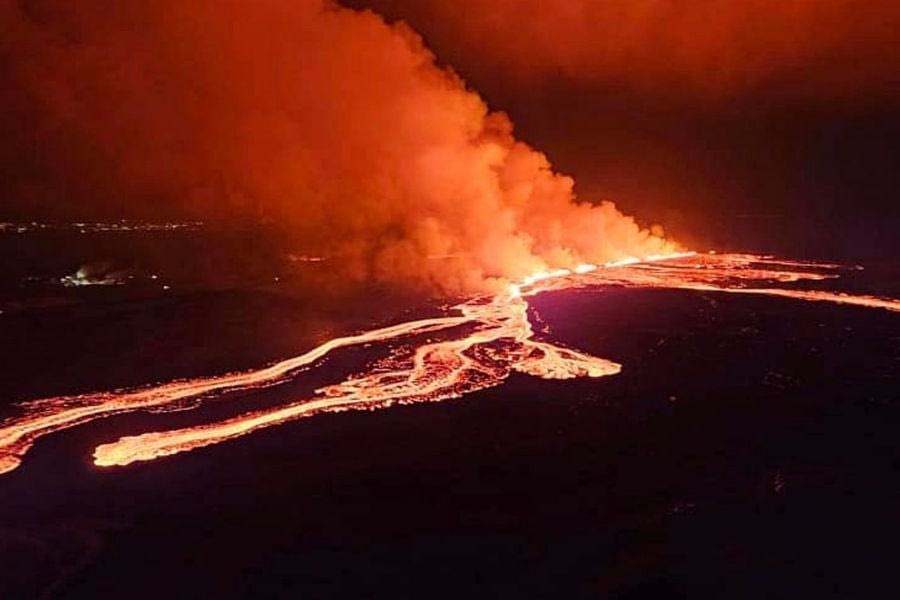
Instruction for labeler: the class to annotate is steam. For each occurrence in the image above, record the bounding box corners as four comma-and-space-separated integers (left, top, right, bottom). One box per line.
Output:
354, 0, 900, 102
3, 0, 677, 293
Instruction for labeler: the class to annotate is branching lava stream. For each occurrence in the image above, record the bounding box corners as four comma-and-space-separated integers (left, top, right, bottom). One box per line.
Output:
1, 253, 898, 475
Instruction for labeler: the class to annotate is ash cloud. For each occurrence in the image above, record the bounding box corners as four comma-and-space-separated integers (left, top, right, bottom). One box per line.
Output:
354, 0, 900, 104
2, 0, 675, 294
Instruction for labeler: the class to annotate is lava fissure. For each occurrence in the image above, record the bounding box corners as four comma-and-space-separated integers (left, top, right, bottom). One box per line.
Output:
1, 253, 898, 475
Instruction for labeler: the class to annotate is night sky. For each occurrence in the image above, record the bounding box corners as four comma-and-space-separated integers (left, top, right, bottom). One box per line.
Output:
2, 4, 900, 597
346, 0, 900, 258
3, 0, 899, 259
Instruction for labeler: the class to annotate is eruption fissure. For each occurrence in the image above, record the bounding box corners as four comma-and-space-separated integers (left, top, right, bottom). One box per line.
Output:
2, 1, 899, 477
1, 253, 898, 475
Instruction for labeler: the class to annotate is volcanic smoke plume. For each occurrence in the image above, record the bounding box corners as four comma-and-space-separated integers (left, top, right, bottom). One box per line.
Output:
2, 0, 675, 294
355, 0, 900, 103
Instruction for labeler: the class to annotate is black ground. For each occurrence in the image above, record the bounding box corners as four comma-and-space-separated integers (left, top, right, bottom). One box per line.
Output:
1, 232, 899, 599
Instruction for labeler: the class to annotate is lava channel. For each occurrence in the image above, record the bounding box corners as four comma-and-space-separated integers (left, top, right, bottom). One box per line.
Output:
1, 252, 898, 475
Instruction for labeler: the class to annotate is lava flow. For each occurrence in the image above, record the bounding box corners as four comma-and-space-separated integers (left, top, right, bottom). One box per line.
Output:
1, 253, 898, 475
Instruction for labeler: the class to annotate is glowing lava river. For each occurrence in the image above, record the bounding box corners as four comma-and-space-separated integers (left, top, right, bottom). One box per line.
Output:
1, 252, 899, 476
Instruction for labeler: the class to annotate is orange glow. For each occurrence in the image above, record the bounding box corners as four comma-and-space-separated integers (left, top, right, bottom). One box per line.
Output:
4, 0, 681, 294
578, 253, 900, 312
1, 252, 898, 475
378, 0, 900, 101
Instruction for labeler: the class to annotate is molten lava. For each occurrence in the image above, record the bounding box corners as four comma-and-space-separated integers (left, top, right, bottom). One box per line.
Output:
1, 253, 898, 475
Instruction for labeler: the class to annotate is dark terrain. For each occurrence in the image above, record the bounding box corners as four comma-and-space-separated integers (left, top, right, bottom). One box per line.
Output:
1, 226, 898, 598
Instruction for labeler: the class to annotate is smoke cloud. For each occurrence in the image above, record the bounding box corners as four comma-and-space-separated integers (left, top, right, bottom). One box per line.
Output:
352, 0, 900, 104
2, 0, 675, 293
